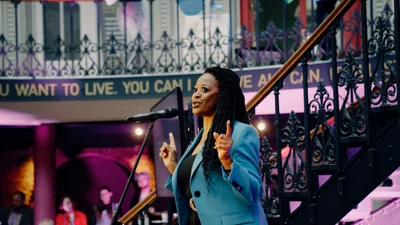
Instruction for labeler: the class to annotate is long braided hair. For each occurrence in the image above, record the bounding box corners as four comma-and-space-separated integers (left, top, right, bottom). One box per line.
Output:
201, 67, 249, 184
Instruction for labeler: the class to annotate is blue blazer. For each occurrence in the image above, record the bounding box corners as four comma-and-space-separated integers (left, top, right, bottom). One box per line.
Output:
165, 121, 268, 225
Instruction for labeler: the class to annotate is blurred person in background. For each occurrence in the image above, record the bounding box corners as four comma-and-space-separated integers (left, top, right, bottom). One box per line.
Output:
55, 196, 87, 225
130, 172, 169, 225
0, 191, 33, 225
92, 186, 119, 225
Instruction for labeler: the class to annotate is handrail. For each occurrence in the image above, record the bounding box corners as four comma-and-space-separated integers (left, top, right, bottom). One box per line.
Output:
245, 0, 357, 112
118, 189, 157, 225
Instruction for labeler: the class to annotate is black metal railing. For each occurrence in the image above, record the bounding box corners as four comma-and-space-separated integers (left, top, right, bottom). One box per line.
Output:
0, 0, 391, 77
255, 1, 398, 224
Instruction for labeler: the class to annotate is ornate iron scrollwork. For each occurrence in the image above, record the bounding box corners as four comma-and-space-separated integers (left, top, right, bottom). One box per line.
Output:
260, 136, 279, 217
287, 19, 307, 59
18, 35, 44, 77
368, 16, 397, 107
153, 31, 178, 73
0, 2, 396, 78
338, 50, 366, 137
181, 29, 204, 73
281, 111, 307, 191
126, 33, 152, 74
45, 35, 72, 77
232, 25, 256, 68
207, 27, 229, 68
342, 9, 362, 56
259, 21, 284, 66
0, 34, 17, 77
75, 35, 98, 76
309, 82, 336, 164
101, 33, 125, 75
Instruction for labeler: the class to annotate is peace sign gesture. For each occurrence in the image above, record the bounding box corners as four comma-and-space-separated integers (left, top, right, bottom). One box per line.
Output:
213, 120, 233, 169
159, 132, 178, 174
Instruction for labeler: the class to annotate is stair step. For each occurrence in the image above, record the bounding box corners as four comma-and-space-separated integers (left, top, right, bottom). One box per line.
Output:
311, 164, 337, 173
341, 136, 368, 145
352, 198, 400, 225
287, 112, 400, 225
283, 191, 308, 200
370, 106, 399, 114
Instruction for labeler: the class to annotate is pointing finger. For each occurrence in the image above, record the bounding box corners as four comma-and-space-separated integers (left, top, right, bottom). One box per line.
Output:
169, 132, 176, 150
226, 120, 232, 137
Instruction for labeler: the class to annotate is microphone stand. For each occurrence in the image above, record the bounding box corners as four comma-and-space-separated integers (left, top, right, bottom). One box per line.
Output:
110, 121, 155, 225
138, 207, 147, 225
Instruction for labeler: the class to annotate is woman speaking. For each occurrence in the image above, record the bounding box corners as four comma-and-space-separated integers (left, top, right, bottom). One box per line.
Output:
159, 67, 268, 225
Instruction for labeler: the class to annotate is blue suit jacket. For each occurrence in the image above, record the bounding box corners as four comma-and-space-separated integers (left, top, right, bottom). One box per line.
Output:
165, 121, 268, 225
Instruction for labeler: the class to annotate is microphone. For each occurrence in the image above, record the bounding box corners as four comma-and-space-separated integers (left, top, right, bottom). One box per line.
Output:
125, 108, 179, 122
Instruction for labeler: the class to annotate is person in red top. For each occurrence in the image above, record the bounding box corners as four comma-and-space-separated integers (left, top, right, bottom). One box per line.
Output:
55, 196, 87, 225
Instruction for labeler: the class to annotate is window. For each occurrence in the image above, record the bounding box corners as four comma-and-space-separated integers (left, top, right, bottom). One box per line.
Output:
101, 2, 124, 44
44, 2, 81, 61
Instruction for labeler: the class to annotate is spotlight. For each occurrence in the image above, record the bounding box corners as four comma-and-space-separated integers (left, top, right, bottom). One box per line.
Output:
257, 122, 266, 131
135, 127, 144, 136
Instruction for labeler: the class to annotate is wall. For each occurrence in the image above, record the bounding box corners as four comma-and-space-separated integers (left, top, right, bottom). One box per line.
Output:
0, 97, 191, 124
0, 149, 34, 207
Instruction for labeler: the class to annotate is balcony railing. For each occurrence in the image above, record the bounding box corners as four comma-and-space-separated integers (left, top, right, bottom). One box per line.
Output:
0, 0, 395, 77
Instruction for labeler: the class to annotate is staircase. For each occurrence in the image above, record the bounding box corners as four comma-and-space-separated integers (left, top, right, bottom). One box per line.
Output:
352, 198, 400, 225
246, 0, 400, 224
341, 168, 400, 223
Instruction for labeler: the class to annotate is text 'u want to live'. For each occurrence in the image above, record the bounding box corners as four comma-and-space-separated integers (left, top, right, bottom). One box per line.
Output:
0, 78, 196, 98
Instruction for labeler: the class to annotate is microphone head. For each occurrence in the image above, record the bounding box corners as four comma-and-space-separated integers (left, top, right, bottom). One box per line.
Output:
165, 108, 179, 118
125, 108, 179, 122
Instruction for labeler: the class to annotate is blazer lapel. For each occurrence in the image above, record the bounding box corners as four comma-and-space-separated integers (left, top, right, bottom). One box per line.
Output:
172, 129, 204, 192
191, 147, 203, 178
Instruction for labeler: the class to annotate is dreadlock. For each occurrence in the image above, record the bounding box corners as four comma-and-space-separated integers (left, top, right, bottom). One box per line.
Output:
201, 67, 249, 185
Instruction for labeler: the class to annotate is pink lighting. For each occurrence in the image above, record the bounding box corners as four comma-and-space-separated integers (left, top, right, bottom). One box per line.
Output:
243, 85, 364, 115
0, 109, 57, 126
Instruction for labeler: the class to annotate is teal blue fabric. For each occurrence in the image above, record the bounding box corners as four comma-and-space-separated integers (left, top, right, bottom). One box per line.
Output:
165, 121, 268, 225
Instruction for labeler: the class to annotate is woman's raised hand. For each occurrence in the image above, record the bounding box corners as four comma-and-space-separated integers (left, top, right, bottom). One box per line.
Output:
159, 132, 178, 174
213, 120, 233, 170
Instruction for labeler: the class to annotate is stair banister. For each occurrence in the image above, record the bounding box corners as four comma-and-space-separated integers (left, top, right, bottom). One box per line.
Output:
245, 0, 358, 112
